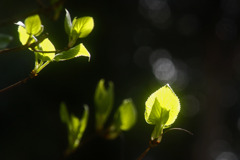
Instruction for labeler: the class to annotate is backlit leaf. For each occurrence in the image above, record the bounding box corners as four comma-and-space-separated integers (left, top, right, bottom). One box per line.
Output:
72, 16, 94, 38
25, 15, 42, 35
54, 43, 90, 61
17, 25, 35, 45
113, 99, 137, 131
145, 84, 180, 127
64, 9, 72, 35
149, 99, 169, 141
36, 38, 55, 61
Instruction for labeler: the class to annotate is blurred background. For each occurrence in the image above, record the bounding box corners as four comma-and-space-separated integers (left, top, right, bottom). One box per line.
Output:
0, 0, 240, 159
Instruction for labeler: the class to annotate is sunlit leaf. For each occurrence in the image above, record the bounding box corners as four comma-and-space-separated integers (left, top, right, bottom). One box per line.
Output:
0, 33, 13, 49
54, 43, 90, 61
149, 99, 169, 141
36, 38, 55, 61
64, 9, 72, 35
25, 15, 42, 35
72, 16, 94, 38
94, 79, 114, 131
17, 25, 35, 45
113, 99, 137, 131
145, 84, 180, 127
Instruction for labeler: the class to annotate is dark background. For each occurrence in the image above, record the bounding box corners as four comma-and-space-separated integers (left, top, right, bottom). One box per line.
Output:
1, 0, 240, 159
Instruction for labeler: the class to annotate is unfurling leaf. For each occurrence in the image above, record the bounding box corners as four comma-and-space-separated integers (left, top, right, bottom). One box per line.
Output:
54, 43, 90, 61
69, 105, 89, 149
60, 103, 89, 151
94, 79, 114, 131
64, 9, 72, 35
145, 84, 180, 141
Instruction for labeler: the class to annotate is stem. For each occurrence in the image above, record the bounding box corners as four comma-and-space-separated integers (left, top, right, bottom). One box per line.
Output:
137, 146, 151, 160
0, 72, 37, 93
137, 139, 160, 160
163, 128, 193, 136
35, 61, 50, 73
34, 52, 39, 70
151, 122, 163, 142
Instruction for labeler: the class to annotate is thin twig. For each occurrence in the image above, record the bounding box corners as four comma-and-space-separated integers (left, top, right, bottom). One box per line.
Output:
0, 33, 49, 55
137, 139, 160, 160
137, 146, 151, 160
163, 128, 193, 136
0, 72, 37, 93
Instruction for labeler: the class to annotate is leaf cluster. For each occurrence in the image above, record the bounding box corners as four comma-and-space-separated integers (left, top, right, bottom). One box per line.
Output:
15, 9, 93, 75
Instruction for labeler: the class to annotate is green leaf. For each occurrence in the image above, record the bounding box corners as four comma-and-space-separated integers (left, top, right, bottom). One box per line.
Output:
64, 9, 72, 35
149, 99, 169, 141
72, 16, 94, 38
0, 33, 13, 49
94, 79, 114, 131
69, 105, 89, 149
60, 103, 89, 151
145, 84, 180, 127
35, 38, 55, 61
60, 102, 69, 124
17, 25, 35, 45
113, 99, 137, 131
54, 43, 90, 61
25, 14, 42, 35
78, 105, 89, 139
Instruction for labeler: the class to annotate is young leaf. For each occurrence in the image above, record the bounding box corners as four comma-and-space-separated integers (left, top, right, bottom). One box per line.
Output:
69, 105, 89, 149
94, 79, 114, 131
35, 38, 56, 61
60, 103, 89, 151
17, 25, 35, 45
78, 105, 89, 140
149, 99, 170, 141
54, 43, 90, 61
113, 99, 137, 131
145, 84, 180, 127
64, 9, 72, 35
25, 15, 42, 35
72, 16, 94, 38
